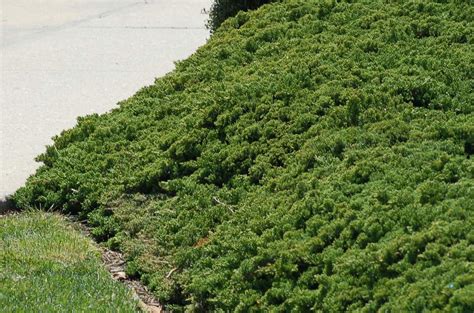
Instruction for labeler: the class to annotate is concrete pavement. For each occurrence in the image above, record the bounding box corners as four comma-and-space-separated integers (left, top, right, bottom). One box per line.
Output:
0, 0, 212, 199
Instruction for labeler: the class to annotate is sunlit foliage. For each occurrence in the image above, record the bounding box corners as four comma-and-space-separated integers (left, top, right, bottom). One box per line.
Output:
14, 0, 473, 311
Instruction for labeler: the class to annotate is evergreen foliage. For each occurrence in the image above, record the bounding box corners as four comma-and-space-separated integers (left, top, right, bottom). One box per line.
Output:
207, 0, 273, 32
13, 0, 474, 311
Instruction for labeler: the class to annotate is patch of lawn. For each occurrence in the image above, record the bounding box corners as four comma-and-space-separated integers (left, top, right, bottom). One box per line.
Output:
0, 211, 138, 312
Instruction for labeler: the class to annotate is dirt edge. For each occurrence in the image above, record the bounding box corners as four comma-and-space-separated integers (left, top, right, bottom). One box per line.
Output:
102, 249, 164, 313
67, 217, 165, 313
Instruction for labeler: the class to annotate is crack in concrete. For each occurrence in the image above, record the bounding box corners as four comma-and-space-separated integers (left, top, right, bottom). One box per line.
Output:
79, 26, 206, 30
2, 1, 146, 48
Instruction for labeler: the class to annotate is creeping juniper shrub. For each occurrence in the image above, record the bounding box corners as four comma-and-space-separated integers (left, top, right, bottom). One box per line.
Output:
14, 0, 474, 311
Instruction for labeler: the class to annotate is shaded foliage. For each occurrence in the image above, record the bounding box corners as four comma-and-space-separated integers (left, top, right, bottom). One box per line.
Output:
207, 0, 273, 32
14, 0, 474, 311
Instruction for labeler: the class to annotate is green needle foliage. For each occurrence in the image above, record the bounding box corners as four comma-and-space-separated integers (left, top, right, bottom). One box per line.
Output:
14, 0, 474, 311
0, 212, 138, 312
207, 0, 273, 32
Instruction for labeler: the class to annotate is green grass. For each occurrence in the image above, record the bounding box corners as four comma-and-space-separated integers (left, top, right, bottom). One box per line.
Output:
0, 211, 138, 312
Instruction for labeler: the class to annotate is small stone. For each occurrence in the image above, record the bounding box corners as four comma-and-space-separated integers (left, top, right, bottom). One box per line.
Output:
113, 271, 127, 281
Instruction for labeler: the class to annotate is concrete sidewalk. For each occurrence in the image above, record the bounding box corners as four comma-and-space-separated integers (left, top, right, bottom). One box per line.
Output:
0, 0, 212, 199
